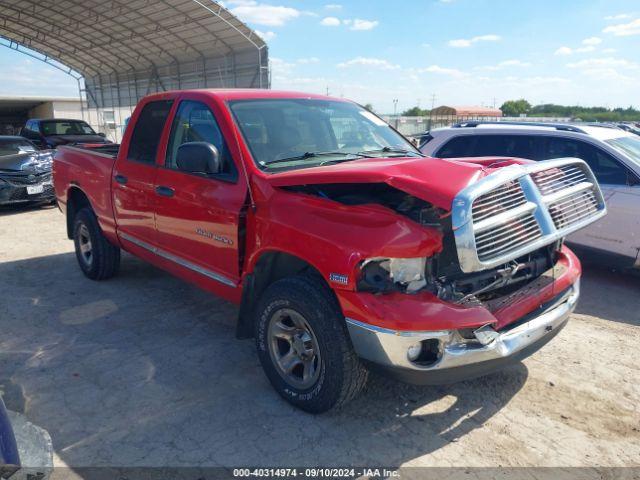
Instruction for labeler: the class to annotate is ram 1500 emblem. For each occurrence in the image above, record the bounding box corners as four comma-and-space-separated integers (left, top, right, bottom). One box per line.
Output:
196, 228, 234, 245
329, 273, 349, 285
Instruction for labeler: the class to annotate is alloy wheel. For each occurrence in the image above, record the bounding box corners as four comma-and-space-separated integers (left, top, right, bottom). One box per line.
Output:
78, 223, 93, 266
267, 308, 322, 389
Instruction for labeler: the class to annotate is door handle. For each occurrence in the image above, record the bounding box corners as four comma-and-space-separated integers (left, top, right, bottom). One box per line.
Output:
155, 186, 175, 197
114, 174, 128, 185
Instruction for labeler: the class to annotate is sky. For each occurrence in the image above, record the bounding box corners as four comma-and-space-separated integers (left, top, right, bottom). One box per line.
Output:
0, 0, 638, 113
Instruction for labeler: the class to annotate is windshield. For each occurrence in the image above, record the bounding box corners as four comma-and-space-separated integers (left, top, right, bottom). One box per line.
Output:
605, 136, 640, 168
40, 120, 96, 136
0, 138, 37, 156
228, 98, 420, 171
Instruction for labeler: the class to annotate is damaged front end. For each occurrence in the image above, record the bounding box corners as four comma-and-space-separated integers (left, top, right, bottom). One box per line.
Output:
276, 157, 605, 383
284, 181, 564, 310
0, 150, 55, 206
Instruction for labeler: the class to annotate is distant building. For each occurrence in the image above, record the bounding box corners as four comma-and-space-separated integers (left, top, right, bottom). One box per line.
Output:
431, 105, 503, 117
0, 96, 84, 136
0, 96, 130, 141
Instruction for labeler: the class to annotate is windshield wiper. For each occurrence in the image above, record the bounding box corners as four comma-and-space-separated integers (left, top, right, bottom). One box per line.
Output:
358, 147, 424, 157
262, 151, 373, 166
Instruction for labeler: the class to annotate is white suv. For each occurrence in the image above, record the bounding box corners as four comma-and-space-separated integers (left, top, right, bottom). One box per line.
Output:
421, 122, 640, 269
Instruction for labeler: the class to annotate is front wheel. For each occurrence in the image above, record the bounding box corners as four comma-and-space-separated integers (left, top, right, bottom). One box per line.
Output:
73, 207, 120, 280
255, 276, 368, 413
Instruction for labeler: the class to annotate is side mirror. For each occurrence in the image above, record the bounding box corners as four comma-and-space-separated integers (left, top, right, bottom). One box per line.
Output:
98, 132, 107, 138
176, 142, 221, 175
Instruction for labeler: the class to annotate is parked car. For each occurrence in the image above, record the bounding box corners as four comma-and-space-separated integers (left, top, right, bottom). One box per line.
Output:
20, 119, 110, 149
54, 90, 605, 412
421, 122, 640, 269
0, 136, 55, 206
616, 123, 640, 136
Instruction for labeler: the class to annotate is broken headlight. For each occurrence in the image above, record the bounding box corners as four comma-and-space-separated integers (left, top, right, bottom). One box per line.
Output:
357, 257, 427, 294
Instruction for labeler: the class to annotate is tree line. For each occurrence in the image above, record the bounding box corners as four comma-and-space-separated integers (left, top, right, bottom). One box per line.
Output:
500, 99, 640, 122
391, 100, 640, 122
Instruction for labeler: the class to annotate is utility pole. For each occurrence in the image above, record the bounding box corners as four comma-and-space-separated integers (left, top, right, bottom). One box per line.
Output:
427, 93, 437, 130
393, 98, 399, 128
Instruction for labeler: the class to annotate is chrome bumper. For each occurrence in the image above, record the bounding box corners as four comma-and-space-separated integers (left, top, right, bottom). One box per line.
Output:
346, 281, 579, 383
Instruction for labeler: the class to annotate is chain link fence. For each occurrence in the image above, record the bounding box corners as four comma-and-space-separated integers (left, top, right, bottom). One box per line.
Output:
382, 115, 573, 137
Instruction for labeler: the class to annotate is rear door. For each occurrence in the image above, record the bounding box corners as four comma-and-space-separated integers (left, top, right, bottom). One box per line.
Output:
153, 96, 247, 287
112, 99, 174, 246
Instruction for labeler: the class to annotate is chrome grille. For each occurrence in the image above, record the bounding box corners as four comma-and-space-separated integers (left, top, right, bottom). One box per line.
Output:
476, 213, 542, 261
0, 171, 51, 186
532, 164, 599, 230
472, 180, 527, 222
548, 190, 599, 229
452, 158, 607, 273
531, 164, 589, 195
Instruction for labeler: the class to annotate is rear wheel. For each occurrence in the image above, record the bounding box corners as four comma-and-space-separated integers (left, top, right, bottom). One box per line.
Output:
73, 208, 120, 280
255, 275, 368, 413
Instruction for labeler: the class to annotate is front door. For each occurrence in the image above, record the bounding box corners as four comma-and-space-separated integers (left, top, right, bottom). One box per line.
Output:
542, 137, 639, 259
112, 99, 174, 245
585, 183, 640, 260
153, 98, 247, 287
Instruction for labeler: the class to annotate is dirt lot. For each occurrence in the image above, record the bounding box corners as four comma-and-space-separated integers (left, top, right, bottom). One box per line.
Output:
0, 205, 638, 469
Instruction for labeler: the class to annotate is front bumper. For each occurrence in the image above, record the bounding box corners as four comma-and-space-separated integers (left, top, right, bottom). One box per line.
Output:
346, 280, 579, 385
0, 179, 55, 206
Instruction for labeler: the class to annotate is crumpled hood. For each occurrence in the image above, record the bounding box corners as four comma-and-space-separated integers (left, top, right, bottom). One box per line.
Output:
263, 156, 528, 210
0, 151, 54, 173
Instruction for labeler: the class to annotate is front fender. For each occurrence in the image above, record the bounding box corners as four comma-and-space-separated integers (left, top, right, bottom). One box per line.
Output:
246, 184, 443, 291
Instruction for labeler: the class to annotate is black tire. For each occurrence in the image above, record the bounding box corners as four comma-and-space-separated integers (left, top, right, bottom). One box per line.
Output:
72, 207, 120, 280
255, 275, 368, 413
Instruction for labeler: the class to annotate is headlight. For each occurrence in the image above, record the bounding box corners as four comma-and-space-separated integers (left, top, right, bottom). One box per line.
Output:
358, 257, 427, 294
388, 258, 426, 284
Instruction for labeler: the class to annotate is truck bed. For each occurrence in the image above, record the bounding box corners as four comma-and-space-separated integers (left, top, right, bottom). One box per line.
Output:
68, 143, 120, 158
53, 143, 121, 242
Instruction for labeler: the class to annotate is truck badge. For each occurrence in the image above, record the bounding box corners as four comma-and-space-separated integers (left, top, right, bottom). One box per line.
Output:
329, 273, 349, 285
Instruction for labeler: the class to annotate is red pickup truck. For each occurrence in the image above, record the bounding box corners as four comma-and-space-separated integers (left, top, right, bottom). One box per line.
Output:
53, 90, 606, 413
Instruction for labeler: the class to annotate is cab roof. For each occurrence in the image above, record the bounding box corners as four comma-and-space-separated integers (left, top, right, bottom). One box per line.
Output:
144, 89, 351, 103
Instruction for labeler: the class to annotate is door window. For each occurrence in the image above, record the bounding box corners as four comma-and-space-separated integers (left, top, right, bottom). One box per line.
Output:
165, 100, 235, 179
472, 135, 539, 159
127, 100, 173, 164
436, 134, 541, 159
22, 121, 38, 139
436, 135, 474, 157
542, 138, 629, 185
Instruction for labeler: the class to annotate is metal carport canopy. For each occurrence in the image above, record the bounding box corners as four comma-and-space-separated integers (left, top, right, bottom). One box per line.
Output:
0, 0, 269, 108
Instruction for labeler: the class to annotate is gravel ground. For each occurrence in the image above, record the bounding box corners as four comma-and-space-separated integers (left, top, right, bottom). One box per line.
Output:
0, 205, 638, 470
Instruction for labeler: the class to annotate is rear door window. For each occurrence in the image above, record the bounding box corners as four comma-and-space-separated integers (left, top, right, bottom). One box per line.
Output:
127, 100, 174, 164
